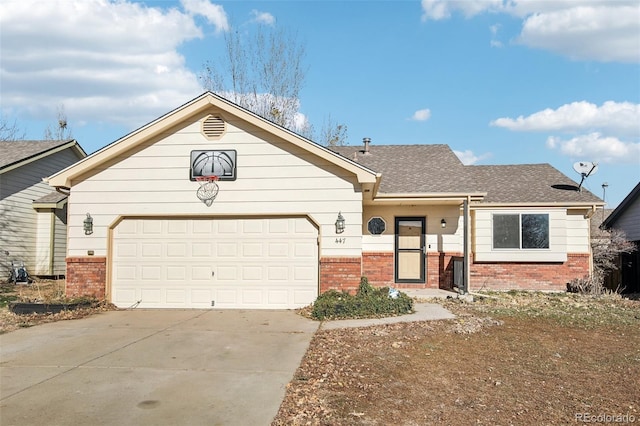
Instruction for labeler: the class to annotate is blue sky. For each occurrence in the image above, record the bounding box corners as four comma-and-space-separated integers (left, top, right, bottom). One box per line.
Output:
1, 0, 639, 207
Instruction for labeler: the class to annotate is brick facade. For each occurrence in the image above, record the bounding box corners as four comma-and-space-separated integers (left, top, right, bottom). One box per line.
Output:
319, 257, 361, 294
66, 257, 107, 299
362, 252, 394, 287
363, 251, 461, 290
469, 253, 590, 291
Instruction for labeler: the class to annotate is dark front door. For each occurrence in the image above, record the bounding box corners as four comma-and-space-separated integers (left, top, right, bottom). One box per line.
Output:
395, 217, 425, 283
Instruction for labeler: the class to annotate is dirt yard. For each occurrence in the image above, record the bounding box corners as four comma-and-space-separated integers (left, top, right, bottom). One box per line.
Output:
0, 279, 113, 334
273, 292, 640, 425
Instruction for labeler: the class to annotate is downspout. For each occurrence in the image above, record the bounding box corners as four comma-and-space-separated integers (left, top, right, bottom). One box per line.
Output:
463, 196, 470, 294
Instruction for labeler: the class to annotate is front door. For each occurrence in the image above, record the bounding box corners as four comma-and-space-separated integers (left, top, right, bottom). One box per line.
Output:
395, 217, 425, 283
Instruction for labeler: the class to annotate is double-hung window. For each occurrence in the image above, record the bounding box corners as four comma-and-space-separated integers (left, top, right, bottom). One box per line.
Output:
493, 213, 549, 249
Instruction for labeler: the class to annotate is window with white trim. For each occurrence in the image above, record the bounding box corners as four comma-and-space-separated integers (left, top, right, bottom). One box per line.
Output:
493, 213, 549, 249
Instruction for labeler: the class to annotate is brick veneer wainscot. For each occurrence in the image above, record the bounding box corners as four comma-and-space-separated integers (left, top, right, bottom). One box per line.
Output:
470, 253, 590, 291
319, 257, 362, 294
66, 257, 106, 299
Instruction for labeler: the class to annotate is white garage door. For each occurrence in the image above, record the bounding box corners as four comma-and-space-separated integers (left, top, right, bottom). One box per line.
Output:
111, 217, 318, 309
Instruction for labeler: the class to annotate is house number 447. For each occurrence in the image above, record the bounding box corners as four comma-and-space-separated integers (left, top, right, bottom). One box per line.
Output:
335, 237, 346, 244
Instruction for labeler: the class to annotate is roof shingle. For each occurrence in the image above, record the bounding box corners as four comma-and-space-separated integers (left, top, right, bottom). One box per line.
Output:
331, 144, 602, 204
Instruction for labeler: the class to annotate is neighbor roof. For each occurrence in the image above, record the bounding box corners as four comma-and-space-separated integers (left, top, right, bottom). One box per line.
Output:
332, 144, 602, 205
0, 140, 86, 172
602, 181, 640, 229
32, 191, 68, 209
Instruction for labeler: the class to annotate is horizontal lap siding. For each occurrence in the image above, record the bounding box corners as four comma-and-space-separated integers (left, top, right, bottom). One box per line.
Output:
612, 197, 640, 241
0, 149, 79, 277
67, 116, 363, 258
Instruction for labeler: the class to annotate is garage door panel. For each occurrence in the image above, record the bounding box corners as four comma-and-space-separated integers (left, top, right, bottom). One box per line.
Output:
166, 289, 186, 304
192, 243, 212, 256
242, 242, 263, 257
140, 288, 162, 303
142, 221, 162, 234
166, 266, 186, 280
112, 217, 318, 309
167, 243, 187, 257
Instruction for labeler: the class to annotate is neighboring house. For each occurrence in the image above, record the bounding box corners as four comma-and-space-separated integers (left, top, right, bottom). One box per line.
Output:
601, 182, 640, 293
0, 140, 87, 280
46, 92, 603, 309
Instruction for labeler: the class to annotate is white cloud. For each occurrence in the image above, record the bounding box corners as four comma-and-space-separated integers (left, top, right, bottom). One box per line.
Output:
546, 133, 640, 164
491, 101, 640, 138
181, 0, 229, 33
420, 0, 640, 63
250, 9, 276, 26
0, 0, 228, 130
421, 0, 503, 21
454, 149, 491, 165
490, 24, 503, 47
410, 109, 432, 121
518, 4, 640, 63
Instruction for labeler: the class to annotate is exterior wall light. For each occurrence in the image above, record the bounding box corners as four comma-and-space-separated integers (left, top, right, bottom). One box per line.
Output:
83, 213, 93, 235
335, 212, 345, 234
441, 218, 447, 228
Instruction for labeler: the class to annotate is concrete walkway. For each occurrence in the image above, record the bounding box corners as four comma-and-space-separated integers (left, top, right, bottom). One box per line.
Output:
320, 301, 456, 330
0, 309, 318, 426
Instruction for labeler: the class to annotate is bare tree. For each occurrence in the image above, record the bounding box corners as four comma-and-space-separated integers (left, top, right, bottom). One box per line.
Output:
568, 228, 636, 294
320, 115, 348, 147
0, 114, 25, 141
200, 24, 348, 146
44, 105, 73, 140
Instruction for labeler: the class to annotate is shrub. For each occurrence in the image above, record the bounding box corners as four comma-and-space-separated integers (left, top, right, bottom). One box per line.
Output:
311, 277, 413, 320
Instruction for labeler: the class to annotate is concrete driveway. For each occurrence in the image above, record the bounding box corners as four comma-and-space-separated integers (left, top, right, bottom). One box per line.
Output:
0, 309, 319, 426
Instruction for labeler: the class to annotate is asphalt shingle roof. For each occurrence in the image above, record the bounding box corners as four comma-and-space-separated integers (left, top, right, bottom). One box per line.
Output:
33, 191, 68, 204
0, 140, 74, 170
331, 144, 602, 204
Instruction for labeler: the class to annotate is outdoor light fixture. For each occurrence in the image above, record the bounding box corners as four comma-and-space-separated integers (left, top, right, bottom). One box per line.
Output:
335, 212, 345, 234
441, 218, 447, 228
83, 213, 93, 235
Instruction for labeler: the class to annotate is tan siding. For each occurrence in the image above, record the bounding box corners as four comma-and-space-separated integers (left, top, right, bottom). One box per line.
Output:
566, 211, 591, 253
66, 121, 363, 258
361, 205, 462, 253
34, 211, 52, 274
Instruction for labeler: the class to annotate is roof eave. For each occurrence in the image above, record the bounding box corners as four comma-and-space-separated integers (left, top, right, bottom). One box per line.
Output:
369, 192, 486, 205
471, 201, 605, 208
32, 199, 67, 210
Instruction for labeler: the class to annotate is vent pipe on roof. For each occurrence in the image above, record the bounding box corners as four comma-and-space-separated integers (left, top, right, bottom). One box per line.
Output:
363, 137, 371, 154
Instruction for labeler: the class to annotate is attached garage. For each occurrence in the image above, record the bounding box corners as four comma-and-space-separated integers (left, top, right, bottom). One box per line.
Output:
111, 217, 318, 309
45, 92, 377, 308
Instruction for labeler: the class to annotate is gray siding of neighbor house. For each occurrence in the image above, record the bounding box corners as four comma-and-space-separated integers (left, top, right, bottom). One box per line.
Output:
0, 149, 79, 278
613, 196, 640, 241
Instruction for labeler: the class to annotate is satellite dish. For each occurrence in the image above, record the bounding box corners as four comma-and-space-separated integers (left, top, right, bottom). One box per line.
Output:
573, 161, 598, 191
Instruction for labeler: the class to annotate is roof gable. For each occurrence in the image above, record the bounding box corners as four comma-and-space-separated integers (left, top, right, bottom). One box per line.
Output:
0, 140, 86, 173
47, 92, 377, 188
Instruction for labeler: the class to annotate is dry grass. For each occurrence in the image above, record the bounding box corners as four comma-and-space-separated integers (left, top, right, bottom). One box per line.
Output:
0, 279, 115, 334
273, 291, 640, 425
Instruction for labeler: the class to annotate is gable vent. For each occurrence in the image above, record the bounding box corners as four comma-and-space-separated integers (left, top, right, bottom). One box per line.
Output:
202, 115, 226, 139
